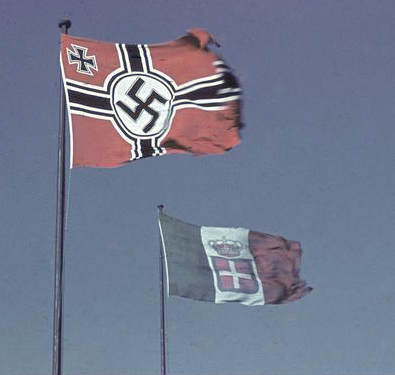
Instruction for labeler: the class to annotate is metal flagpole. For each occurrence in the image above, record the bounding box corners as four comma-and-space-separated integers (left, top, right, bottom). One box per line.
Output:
53, 18, 71, 375
157, 205, 167, 375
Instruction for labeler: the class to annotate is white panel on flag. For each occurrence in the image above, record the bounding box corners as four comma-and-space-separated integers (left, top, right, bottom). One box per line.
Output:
201, 227, 265, 306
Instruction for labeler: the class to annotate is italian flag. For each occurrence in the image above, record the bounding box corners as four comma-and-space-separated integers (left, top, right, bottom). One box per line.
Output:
159, 212, 312, 306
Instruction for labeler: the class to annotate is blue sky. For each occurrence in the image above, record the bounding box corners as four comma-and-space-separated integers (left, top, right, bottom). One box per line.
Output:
1, 1, 395, 374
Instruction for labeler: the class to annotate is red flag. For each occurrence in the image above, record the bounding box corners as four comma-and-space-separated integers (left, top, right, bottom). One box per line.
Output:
60, 30, 242, 168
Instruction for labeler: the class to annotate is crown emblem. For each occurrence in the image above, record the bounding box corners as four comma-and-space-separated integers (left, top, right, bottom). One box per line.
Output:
208, 236, 243, 257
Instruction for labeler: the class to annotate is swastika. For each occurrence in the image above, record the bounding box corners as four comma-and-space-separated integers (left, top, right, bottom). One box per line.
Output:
116, 77, 167, 134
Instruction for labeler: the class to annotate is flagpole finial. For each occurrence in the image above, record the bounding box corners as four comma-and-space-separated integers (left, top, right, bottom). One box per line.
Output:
58, 19, 71, 30
157, 205, 164, 212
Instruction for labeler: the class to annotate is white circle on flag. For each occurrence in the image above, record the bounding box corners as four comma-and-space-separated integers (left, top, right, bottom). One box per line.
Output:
112, 73, 173, 138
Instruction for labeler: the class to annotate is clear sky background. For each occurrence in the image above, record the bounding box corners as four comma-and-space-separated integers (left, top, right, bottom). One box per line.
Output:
1, 1, 395, 374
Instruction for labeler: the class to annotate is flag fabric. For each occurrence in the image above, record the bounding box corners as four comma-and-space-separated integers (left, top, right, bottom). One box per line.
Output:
60, 30, 242, 168
158, 211, 312, 306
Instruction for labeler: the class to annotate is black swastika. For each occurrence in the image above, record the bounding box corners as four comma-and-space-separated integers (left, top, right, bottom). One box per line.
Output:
116, 77, 167, 133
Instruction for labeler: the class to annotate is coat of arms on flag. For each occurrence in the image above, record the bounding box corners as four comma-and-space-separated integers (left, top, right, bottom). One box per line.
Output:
60, 29, 242, 168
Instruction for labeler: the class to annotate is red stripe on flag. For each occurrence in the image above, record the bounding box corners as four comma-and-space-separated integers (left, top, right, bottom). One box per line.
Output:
249, 231, 313, 304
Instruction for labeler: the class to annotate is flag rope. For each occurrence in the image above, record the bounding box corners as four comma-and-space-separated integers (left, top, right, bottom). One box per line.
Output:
64, 167, 72, 232
158, 205, 167, 375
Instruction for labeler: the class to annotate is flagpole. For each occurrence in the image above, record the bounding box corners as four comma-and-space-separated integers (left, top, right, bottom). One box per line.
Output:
53, 18, 71, 375
157, 205, 167, 375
